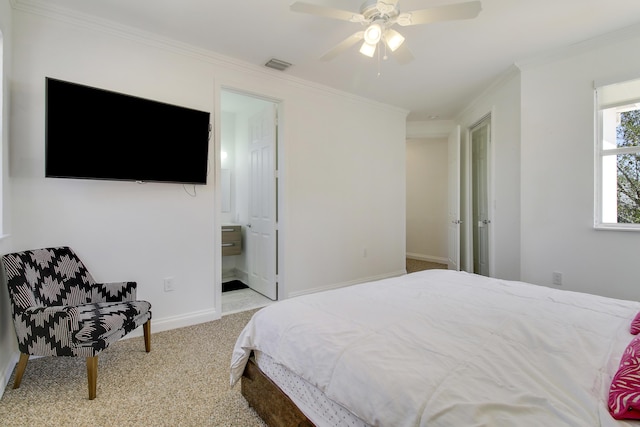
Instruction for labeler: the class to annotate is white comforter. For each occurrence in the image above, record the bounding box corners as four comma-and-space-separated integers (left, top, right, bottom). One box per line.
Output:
231, 270, 640, 426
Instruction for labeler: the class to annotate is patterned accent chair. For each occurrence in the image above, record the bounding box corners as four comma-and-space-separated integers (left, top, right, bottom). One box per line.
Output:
1, 246, 152, 400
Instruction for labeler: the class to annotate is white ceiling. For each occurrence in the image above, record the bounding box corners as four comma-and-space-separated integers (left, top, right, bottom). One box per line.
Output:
16, 0, 640, 120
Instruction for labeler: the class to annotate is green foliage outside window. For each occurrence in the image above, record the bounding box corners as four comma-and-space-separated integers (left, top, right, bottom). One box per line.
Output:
617, 110, 640, 223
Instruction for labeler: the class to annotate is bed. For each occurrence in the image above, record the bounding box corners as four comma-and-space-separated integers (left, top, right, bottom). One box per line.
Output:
231, 269, 640, 426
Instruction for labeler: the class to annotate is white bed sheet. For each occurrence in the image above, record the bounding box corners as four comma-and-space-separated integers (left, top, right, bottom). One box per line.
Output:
231, 270, 640, 426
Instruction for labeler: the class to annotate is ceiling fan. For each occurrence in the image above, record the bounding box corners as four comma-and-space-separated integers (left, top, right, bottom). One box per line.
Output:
290, 0, 482, 64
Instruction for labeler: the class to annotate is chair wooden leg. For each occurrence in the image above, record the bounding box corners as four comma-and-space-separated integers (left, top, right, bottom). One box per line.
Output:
86, 356, 98, 400
143, 320, 151, 353
13, 353, 29, 389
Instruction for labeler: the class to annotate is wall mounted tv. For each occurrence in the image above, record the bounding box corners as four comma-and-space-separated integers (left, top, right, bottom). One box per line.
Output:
45, 77, 211, 184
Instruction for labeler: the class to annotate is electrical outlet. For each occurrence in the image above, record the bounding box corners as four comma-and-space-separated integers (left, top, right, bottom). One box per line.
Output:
164, 277, 175, 292
552, 272, 563, 286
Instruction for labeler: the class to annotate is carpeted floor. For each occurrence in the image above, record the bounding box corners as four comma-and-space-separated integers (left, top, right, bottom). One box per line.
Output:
406, 258, 447, 273
0, 309, 266, 427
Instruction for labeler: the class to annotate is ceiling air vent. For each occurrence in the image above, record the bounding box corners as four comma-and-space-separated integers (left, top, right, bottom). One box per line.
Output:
264, 58, 292, 71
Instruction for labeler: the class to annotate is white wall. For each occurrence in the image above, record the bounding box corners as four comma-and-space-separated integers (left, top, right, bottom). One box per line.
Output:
8, 4, 407, 340
11, 11, 218, 332
456, 68, 522, 280
519, 29, 640, 300
406, 137, 448, 263
0, 0, 16, 395
220, 110, 239, 279
220, 110, 236, 225
283, 88, 407, 295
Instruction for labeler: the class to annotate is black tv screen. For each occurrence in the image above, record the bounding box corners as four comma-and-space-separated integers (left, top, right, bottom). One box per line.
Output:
45, 78, 211, 184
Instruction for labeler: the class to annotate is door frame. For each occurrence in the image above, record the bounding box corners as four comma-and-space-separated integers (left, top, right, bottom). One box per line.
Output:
447, 125, 461, 271
215, 86, 284, 313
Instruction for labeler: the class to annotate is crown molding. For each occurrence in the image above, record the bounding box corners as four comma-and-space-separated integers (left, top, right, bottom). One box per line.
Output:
406, 120, 455, 139
516, 22, 640, 71
454, 23, 640, 122
455, 64, 520, 122
10, 0, 408, 115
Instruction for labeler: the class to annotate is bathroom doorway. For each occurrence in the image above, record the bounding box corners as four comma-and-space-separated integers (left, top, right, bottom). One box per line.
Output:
220, 89, 279, 307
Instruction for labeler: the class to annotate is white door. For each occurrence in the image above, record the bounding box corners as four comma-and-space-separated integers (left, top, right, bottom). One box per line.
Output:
247, 105, 277, 300
471, 118, 490, 276
447, 125, 461, 271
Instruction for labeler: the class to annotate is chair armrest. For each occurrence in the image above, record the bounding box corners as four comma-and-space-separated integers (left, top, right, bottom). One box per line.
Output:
16, 306, 80, 356
92, 281, 138, 302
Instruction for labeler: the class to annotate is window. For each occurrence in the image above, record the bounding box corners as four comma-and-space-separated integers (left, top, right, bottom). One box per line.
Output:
595, 77, 640, 230
0, 31, 4, 236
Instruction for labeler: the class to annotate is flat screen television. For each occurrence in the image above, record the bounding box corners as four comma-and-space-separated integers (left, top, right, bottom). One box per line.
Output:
45, 77, 211, 184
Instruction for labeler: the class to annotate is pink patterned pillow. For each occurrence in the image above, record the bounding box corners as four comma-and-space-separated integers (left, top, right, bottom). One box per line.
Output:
630, 312, 640, 335
609, 336, 640, 419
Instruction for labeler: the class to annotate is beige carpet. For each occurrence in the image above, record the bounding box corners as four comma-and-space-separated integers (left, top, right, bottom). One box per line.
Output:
406, 258, 447, 273
0, 309, 266, 427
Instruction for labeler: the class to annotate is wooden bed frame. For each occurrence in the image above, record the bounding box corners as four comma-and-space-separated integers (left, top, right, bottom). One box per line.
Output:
241, 354, 315, 427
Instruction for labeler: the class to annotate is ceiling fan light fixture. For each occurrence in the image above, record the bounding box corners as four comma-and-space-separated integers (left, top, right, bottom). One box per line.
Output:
383, 28, 405, 52
289, 0, 482, 64
363, 23, 383, 45
359, 41, 377, 57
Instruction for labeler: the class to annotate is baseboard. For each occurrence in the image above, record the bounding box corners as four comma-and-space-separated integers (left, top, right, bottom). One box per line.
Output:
406, 253, 448, 265
235, 269, 248, 284
288, 269, 406, 298
0, 351, 19, 400
123, 308, 221, 339
223, 268, 248, 284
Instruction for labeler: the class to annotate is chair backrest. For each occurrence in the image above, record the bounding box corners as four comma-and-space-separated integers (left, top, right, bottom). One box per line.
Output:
2, 247, 96, 315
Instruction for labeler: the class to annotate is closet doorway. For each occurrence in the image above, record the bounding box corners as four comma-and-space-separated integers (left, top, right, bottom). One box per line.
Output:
469, 115, 491, 276
220, 89, 279, 302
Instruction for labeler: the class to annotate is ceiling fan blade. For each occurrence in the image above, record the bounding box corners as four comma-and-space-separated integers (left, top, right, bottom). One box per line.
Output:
397, 1, 481, 26
390, 42, 414, 65
290, 1, 364, 22
320, 31, 364, 61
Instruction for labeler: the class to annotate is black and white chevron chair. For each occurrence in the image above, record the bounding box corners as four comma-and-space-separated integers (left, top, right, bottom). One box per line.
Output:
1, 246, 151, 400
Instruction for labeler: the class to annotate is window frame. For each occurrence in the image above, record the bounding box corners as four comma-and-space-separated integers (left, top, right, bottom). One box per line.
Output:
594, 85, 640, 231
